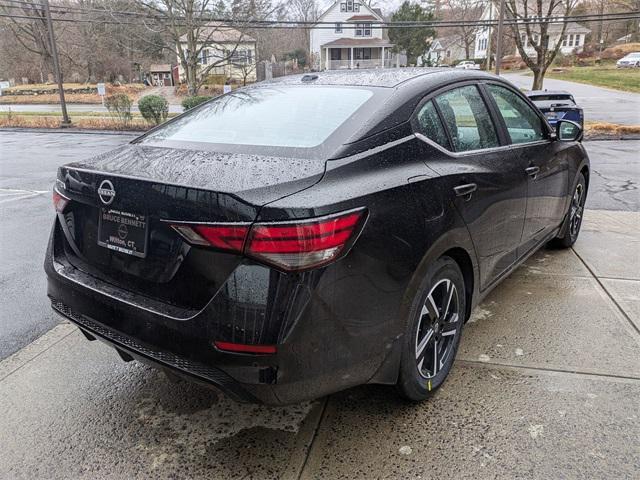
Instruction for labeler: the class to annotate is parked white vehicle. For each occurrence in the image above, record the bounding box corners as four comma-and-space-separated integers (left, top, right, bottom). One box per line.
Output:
455, 61, 480, 70
616, 52, 640, 68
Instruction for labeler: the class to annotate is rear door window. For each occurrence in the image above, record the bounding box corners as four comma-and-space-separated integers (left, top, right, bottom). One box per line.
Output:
415, 100, 450, 149
488, 84, 547, 144
434, 85, 499, 152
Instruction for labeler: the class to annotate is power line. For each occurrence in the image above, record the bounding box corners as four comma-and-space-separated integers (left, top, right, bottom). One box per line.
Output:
1, 4, 639, 29
1, 0, 639, 28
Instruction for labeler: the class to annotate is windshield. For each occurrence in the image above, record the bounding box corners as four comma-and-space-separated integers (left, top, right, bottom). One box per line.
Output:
140, 86, 374, 149
624, 53, 640, 59
529, 94, 573, 102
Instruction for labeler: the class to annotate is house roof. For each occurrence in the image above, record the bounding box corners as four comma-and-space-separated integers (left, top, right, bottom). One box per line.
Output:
149, 64, 172, 72
430, 36, 463, 51
178, 23, 256, 43
321, 38, 394, 48
346, 15, 378, 21
550, 22, 591, 34
314, 1, 384, 24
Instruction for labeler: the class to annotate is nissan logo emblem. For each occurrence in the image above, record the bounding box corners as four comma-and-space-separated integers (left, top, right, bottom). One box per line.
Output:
98, 179, 115, 205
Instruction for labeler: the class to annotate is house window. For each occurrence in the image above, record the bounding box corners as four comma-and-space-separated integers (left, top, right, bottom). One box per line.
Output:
574, 34, 580, 46
335, 22, 342, 33
568, 34, 574, 47
200, 49, 209, 65
562, 35, 567, 47
227, 49, 252, 65
341, 1, 359, 13
355, 22, 371, 37
354, 48, 371, 60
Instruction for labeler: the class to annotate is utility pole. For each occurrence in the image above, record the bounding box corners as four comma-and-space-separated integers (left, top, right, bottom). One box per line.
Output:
485, 1, 493, 72
41, 0, 71, 127
495, 0, 506, 75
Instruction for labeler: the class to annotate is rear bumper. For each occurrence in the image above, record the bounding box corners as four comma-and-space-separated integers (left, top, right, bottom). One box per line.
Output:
50, 298, 263, 403
45, 218, 405, 405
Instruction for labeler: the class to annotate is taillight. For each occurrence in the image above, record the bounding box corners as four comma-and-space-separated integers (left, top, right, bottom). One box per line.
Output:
214, 341, 276, 355
171, 224, 250, 252
170, 208, 366, 272
52, 188, 69, 213
246, 209, 365, 271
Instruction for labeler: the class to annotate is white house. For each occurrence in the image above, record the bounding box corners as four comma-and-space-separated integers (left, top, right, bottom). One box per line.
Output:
176, 24, 257, 83
424, 36, 469, 65
310, 1, 398, 70
475, 1, 590, 60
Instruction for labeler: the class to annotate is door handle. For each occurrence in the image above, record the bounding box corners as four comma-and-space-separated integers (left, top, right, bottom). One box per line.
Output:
525, 166, 540, 178
454, 183, 477, 199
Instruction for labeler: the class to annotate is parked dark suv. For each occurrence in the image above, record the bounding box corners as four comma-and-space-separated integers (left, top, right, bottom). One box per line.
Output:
46, 69, 589, 405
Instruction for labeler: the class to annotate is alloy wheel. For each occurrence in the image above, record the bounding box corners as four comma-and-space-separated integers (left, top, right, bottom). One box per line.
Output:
569, 183, 585, 238
415, 278, 460, 379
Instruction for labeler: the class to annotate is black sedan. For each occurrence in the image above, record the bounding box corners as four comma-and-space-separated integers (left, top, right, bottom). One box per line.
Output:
46, 69, 589, 405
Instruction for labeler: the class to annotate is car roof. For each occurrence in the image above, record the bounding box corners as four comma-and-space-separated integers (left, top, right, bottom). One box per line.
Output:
263, 67, 498, 89
526, 90, 572, 96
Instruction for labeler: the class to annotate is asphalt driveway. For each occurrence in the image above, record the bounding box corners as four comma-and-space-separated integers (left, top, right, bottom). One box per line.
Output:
501, 72, 640, 126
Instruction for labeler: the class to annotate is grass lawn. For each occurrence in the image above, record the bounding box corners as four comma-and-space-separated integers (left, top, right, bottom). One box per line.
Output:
544, 66, 640, 93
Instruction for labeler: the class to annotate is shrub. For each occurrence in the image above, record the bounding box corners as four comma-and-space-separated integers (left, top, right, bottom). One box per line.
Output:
104, 93, 132, 127
181, 95, 211, 111
138, 95, 169, 125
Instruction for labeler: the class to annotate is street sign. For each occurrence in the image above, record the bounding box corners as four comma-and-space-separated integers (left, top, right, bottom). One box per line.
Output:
97, 83, 106, 96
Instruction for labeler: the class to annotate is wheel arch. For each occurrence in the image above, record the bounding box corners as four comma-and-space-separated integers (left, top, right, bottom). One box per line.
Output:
441, 247, 474, 323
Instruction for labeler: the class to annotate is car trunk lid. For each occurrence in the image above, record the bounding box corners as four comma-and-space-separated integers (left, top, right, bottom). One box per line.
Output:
56, 144, 325, 310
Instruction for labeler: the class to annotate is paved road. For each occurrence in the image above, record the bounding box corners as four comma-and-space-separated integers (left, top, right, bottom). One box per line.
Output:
0, 130, 638, 478
0, 131, 137, 359
0, 103, 184, 114
502, 72, 640, 126
0, 131, 638, 360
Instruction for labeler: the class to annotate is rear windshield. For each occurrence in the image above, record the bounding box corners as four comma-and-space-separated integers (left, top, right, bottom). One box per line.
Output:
140, 86, 374, 149
529, 94, 573, 101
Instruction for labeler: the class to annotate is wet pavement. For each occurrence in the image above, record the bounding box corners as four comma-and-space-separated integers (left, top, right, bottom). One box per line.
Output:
501, 72, 640, 126
1, 131, 639, 478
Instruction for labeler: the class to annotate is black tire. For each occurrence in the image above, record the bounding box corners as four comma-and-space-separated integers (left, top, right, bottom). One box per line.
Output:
396, 256, 466, 401
552, 173, 586, 248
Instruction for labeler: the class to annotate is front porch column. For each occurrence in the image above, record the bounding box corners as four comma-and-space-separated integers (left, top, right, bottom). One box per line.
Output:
350, 47, 354, 69
381, 46, 385, 68
325, 47, 329, 70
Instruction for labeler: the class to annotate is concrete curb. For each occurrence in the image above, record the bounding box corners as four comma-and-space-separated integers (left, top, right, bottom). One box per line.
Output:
0, 322, 76, 382
0, 127, 141, 136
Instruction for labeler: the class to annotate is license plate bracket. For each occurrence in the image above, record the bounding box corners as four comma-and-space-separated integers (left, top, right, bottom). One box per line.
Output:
97, 208, 149, 258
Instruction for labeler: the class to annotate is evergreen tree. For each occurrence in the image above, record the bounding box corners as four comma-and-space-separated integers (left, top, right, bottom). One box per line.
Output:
388, 1, 436, 65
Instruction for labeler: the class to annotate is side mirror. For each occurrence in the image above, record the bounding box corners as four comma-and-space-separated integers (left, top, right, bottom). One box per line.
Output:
556, 120, 583, 142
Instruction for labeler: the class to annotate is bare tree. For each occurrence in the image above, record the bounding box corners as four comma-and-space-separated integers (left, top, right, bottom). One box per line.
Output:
134, 0, 275, 95
287, 0, 318, 57
441, 0, 484, 60
505, 0, 580, 89
233, 56, 257, 85
0, 2, 54, 82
